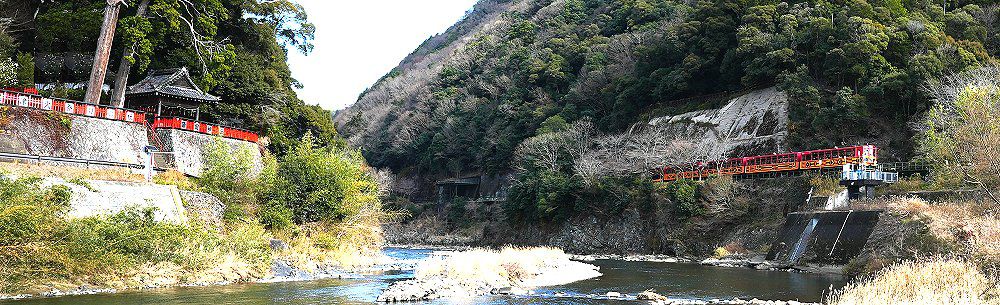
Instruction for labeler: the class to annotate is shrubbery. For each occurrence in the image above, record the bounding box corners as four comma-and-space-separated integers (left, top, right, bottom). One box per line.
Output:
664, 179, 702, 218
195, 133, 389, 266
922, 75, 1000, 202
198, 139, 274, 222
196, 133, 384, 229
0, 174, 271, 294
505, 167, 662, 223
0, 131, 391, 294
267, 133, 381, 225
505, 169, 582, 222
446, 198, 468, 227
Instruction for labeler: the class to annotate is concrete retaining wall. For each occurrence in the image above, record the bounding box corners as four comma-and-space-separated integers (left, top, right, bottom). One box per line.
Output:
766, 210, 881, 264
156, 128, 263, 177
44, 178, 188, 223
0, 107, 149, 164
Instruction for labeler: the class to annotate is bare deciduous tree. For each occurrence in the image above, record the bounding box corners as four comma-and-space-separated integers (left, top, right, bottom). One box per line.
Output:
501, 121, 718, 186
923, 65, 1000, 212
514, 120, 594, 173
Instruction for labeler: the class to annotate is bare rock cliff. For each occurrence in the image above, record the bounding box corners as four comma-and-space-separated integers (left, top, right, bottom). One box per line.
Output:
648, 87, 789, 159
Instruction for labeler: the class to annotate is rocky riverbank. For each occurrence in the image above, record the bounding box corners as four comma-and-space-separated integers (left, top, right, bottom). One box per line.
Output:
637, 290, 819, 305
572, 253, 689, 263
699, 257, 846, 275
0, 248, 387, 301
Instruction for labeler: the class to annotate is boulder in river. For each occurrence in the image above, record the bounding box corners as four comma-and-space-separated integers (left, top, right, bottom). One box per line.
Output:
637, 289, 668, 300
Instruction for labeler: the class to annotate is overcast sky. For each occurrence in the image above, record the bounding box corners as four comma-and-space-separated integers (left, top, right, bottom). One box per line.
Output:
286, 0, 479, 111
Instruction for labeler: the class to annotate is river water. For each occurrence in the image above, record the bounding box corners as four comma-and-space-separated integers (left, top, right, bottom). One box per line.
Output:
3, 247, 845, 305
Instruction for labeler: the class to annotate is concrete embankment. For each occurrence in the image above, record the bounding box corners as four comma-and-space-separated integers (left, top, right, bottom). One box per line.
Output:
48, 178, 188, 222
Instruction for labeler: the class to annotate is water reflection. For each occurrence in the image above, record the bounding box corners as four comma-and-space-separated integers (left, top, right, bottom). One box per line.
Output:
2, 248, 844, 305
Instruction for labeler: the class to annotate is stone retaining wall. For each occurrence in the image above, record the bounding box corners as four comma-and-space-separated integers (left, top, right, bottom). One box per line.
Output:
39, 177, 228, 226
0, 107, 149, 164
156, 128, 263, 177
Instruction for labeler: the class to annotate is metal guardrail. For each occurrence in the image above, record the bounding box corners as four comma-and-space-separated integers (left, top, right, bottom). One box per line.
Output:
0, 151, 144, 169
474, 195, 507, 202
878, 161, 931, 173
841, 170, 899, 183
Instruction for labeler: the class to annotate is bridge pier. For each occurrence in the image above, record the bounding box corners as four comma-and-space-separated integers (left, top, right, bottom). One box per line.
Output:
840, 179, 882, 200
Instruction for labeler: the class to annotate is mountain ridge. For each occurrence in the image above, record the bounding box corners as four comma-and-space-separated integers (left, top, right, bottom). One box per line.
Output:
337, 0, 998, 191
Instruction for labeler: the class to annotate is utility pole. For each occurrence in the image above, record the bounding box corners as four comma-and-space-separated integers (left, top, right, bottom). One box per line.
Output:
84, 0, 126, 105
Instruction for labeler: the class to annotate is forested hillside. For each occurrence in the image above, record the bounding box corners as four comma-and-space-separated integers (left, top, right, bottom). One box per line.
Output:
336, 0, 999, 183
0, 0, 337, 154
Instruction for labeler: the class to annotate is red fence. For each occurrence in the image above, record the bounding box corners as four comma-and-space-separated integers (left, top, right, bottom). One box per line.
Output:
153, 116, 259, 143
0, 89, 260, 143
1, 90, 147, 123
4, 87, 39, 95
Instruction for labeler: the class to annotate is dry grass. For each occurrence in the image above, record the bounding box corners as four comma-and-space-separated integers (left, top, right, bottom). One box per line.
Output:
0, 163, 202, 190
153, 170, 198, 190
275, 222, 386, 271
0, 161, 144, 182
414, 246, 571, 286
857, 196, 1000, 263
827, 258, 999, 305
810, 175, 845, 197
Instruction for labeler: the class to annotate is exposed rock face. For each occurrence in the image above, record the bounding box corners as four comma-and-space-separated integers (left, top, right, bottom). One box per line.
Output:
180, 190, 225, 230
390, 177, 809, 257
383, 214, 483, 246
0, 107, 148, 164
548, 208, 648, 254
648, 87, 789, 159
156, 129, 262, 177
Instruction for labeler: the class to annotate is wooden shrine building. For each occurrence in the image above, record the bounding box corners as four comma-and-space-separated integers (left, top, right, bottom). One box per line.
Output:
125, 67, 219, 120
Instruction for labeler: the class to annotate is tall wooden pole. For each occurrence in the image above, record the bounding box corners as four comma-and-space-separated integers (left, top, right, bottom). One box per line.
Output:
84, 0, 125, 105
110, 0, 150, 108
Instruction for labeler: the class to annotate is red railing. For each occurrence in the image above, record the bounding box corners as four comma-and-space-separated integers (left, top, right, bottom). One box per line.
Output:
0, 89, 260, 143
152, 116, 259, 143
4, 87, 39, 95
0, 90, 147, 124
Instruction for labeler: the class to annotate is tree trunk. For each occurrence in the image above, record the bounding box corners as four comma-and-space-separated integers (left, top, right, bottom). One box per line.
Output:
84, 0, 124, 105
110, 0, 151, 108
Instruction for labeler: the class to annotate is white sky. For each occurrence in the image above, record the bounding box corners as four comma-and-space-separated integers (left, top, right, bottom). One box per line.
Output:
287, 0, 479, 111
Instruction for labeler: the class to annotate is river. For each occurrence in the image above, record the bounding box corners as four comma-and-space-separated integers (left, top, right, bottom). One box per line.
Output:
2, 247, 845, 305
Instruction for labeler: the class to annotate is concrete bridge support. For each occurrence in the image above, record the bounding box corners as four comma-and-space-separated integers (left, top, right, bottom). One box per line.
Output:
840, 179, 883, 200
